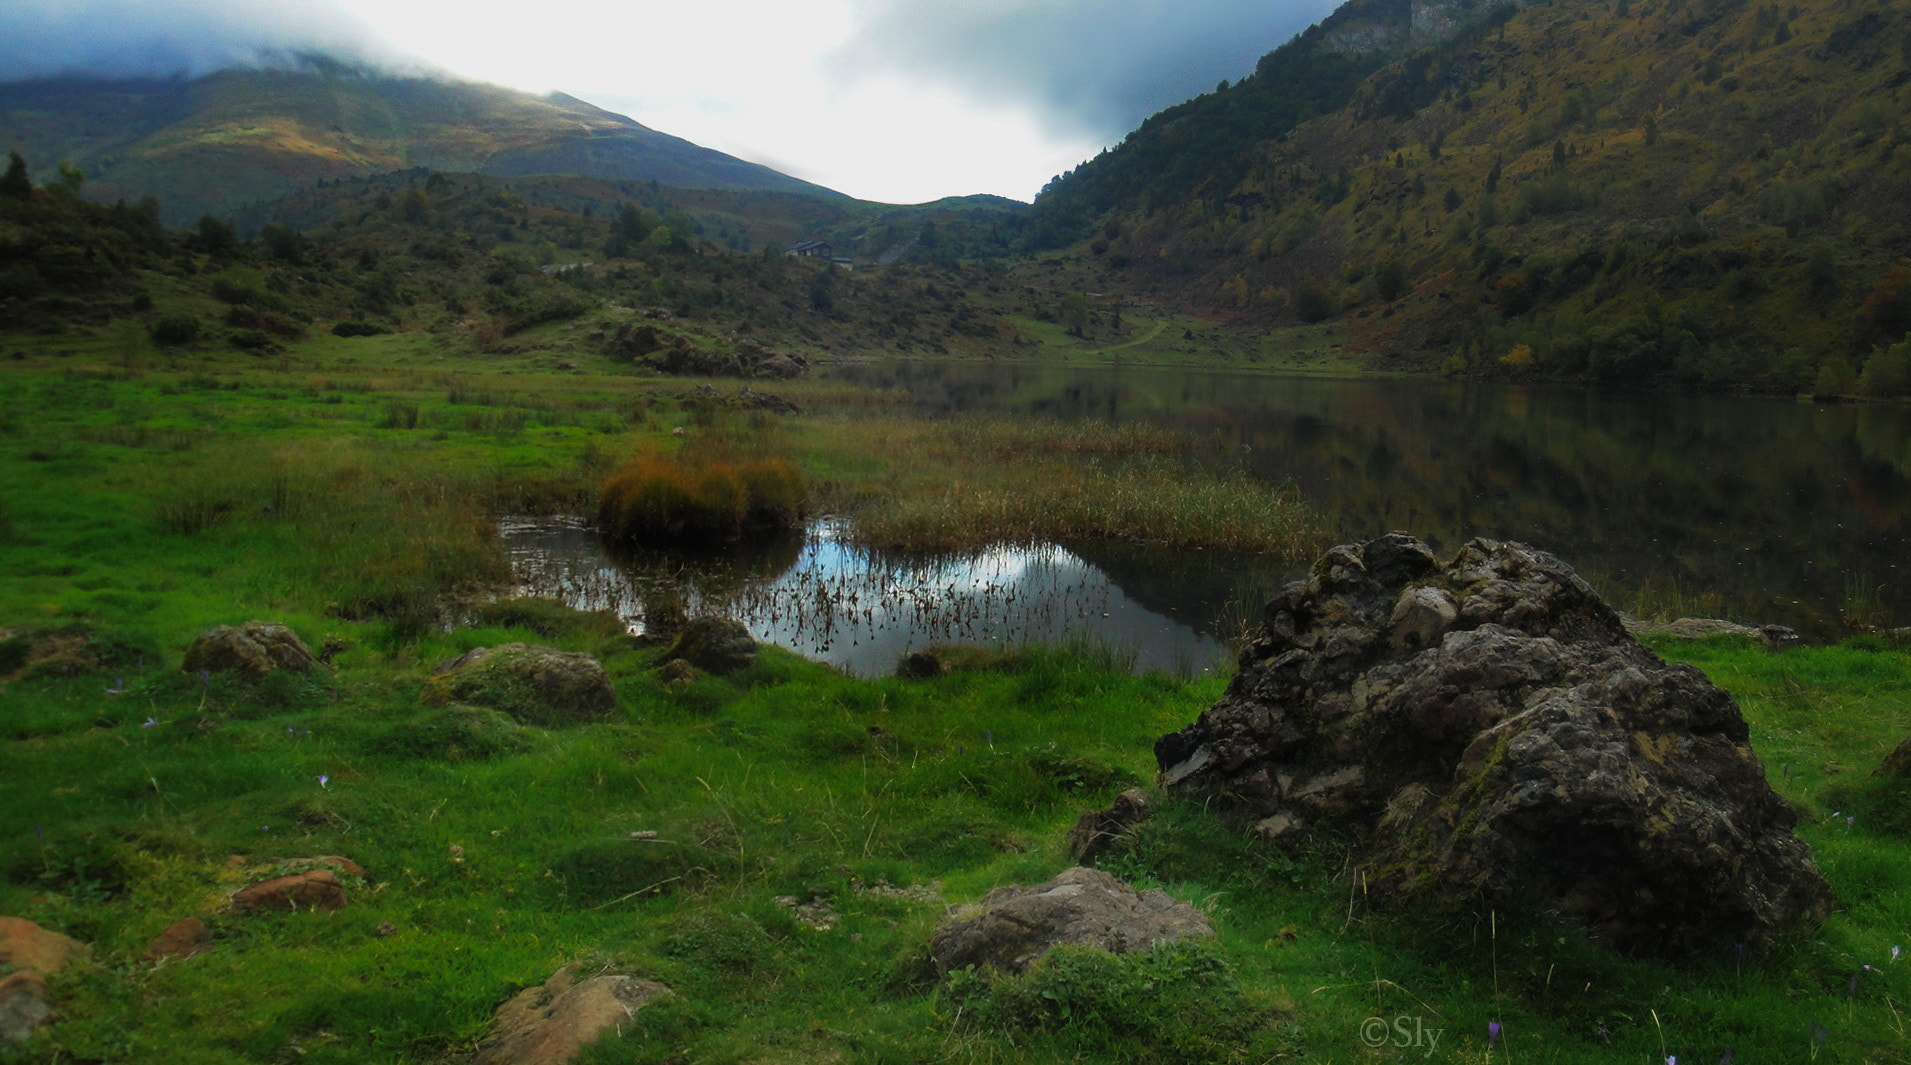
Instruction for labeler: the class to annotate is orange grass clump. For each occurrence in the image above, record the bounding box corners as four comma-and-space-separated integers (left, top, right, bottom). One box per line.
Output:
598, 455, 808, 544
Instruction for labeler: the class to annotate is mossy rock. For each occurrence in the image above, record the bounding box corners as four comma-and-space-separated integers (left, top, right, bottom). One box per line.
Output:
661, 618, 756, 675
182, 621, 320, 677
421, 643, 616, 725
374, 704, 535, 761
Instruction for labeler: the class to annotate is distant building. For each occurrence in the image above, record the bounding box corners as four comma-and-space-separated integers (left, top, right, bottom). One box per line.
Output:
787, 239, 853, 269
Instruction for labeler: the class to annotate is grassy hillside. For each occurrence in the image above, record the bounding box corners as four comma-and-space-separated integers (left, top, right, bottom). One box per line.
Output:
0, 62, 843, 225
1035, 0, 1911, 392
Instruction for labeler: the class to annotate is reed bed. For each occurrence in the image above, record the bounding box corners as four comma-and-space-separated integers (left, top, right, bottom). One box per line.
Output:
851, 457, 1323, 556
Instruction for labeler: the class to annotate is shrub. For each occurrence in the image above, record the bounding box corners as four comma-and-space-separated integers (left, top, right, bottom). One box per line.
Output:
332, 320, 387, 338
149, 314, 202, 346
598, 454, 807, 544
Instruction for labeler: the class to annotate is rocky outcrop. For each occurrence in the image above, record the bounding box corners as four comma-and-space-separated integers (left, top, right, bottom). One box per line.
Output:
661, 618, 757, 676
474, 963, 670, 1065
1156, 533, 1833, 957
423, 644, 616, 724
182, 621, 321, 677
930, 867, 1213, 975
1065, 788, 1153, 864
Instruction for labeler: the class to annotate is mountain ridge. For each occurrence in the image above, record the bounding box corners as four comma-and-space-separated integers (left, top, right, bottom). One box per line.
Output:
0, 65, 846, 224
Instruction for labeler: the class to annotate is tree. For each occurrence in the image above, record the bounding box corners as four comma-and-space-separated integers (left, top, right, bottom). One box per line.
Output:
0, 152, 29, 198
196, 214, 238, 257
1375, 260, 1409, 301
1858, 341, 1910, 398
1060, 292, 1090, 336
48, 161, 84, 199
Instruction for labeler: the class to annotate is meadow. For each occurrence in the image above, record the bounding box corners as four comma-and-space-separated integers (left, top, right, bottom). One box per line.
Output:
2, 329, 1909, 1064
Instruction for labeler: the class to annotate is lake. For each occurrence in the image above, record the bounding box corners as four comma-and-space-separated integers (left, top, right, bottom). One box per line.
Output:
507, 362, 1911, 674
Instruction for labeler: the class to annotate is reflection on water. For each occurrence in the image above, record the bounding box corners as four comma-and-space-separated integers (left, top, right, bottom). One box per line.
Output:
826, 361, 1911, 638
500, 517, 1231, 678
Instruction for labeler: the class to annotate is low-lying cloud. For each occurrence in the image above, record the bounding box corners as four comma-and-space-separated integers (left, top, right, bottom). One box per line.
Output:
0, 0, 398, 82
834, 0, 1342, 142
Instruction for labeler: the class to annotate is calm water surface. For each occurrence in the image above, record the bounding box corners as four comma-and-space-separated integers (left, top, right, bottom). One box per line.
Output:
509, 362, 1911, 674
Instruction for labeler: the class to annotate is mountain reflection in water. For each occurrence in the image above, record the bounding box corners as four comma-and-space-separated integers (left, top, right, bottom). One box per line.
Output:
499, 516, 1235, 677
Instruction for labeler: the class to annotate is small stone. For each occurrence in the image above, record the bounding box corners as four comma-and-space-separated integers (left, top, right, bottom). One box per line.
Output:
232, 870, 347, 913
0, 971, 51, 1046
145, 917, 209, 963
375, 922, 397, 937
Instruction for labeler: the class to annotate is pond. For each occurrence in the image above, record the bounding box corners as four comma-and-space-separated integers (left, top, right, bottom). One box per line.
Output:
507, 362, 1911, 675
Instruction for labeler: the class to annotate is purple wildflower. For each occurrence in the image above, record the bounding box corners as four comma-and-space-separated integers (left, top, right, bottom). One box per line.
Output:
318, 774, 329, 788
1719, 1049, 1733, 1065
1488, 1021, 1502, 1043
1812, 1021, 1829, 1045
1893, 945, 1902, 962
1846, 816, 1855, 827
105, 677, 124, 695
198, 669, 210, 686
142, 717, 156, 728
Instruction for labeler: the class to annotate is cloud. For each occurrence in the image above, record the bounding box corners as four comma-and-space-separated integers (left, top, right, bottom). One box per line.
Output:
833, 0, 1343, 143
0, 0, 401, 82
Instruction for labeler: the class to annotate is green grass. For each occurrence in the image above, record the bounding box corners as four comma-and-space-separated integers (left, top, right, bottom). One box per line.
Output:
3, 335, 1910, 1064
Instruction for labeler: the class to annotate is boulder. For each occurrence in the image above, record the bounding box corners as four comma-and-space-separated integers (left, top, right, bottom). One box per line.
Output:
232, 870, 347, 913
0, 972, 49, 1046
474, 963, 670, 1065
1155, 533, 1833, 956
423, 644, 616, 724
1879, 735, 1911, 777
1065, 788, 1153, 864
607, 322, 665, 361
661, 618, 757, 676
145, 917, 210, 963
735, 386, 800, 413
182, 621, 320, 677
0, 917, 85, 975
930, 867, 1213, 975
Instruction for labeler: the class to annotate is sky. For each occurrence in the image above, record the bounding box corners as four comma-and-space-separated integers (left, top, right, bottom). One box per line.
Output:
0, 0, 1342, 204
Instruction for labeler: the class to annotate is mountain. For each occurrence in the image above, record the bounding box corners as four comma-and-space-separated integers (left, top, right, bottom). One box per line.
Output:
0, 60, 844, 225
1034, 0, 1911, 391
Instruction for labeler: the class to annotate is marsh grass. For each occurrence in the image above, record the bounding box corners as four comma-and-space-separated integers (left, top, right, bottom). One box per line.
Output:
803, 415, 1325, 556
598, 453, 809, 545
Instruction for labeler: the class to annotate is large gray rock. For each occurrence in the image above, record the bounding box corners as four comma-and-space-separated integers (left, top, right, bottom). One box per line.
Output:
1156, 533, 1833, 957
182, 621, 320, 677
930, 867, 1213, 975
424, 643, 616, 724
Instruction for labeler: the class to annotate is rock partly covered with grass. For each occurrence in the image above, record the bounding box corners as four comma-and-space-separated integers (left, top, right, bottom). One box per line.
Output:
182, 621, 320, 677
423, 644, 616, 723
1156, 533, 1834, 956
930, 867, 1213, 975
661, 618, 757, 676
474, 963, 670, 1065
1878, 734, 1911, 777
